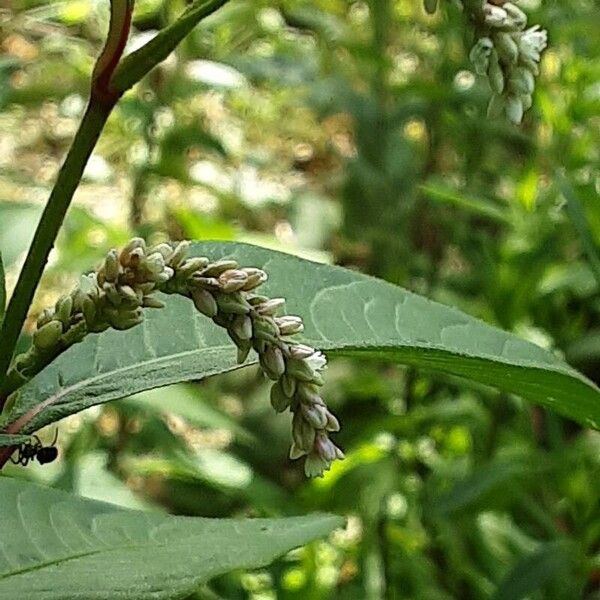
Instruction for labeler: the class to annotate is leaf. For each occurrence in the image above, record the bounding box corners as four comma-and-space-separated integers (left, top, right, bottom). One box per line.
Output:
112, 0, 229, 93
0, 202, 42, 268
428, 460, 530, 516
493, 541, 575, 600
0, 477, 342, 600
0, 250, 5, 323
5, 242, 600, 435
0, 434, 31, 448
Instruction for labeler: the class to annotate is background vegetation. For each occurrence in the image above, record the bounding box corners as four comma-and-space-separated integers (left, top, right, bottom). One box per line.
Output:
1, 0, 599, 597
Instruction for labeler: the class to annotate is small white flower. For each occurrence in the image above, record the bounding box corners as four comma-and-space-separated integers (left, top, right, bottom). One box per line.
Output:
305, 350, 327, 372
518, 25, 548, 63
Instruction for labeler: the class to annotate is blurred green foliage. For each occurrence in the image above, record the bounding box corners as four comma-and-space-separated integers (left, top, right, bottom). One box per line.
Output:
1, 0, 599, 598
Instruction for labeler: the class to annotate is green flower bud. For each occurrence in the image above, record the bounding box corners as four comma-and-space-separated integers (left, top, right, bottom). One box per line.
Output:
150, 243, 174, 261
109, 307, 143, 331
36, 308, 54, 329
215, 292, 251, 315
260, 345, 286, 380
219, 269, 249, 293
296, 382, 322, 405
142, 296, 165, 309
276, 315, 304, 336
241, 268, 268, 291
201, 259, 239, 278
256, 298, 286, 316
326, 412, 341, 432
82, 296, 97, 326
118, 284, 140, 304
494, 32, 519, 64
506, 94, 524, 124
104, 249, 120, 282
119, 238, 146, 266
237, 341, 252, 364
169, 241, 190, 267
287, 358, 317, 383
270, 381, 291, 413
302, 403, 328, 429
103, 282, 122, 306
143, 252, 166, 275
177, 257, 210, 277
487, 50, 505, 95
281, 373, 297, 398
55, 295, 73, 327
504, 3, 527, 30
252, 315, 279, 341
191, 288, 218, 317
231, 314, 253, 340
33, 320, 63, 350
292, 413, 316, 452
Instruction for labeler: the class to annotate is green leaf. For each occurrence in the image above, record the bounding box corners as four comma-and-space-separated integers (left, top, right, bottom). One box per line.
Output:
112, 0, 229, 93
493, 541, 575, 600
0, 250, 5, 323
0, 434, 31, 448
428, 460, 530, 516
0, 477, 342, 599
5, 242, 600, 435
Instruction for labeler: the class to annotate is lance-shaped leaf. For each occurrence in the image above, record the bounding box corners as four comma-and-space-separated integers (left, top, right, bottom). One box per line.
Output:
0, 477, 341, 600
0, 250, 5, 323
4, 242, 600, 434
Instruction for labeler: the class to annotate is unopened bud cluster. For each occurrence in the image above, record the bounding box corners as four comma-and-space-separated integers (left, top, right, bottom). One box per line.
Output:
8, 238, 343, 477
469, 2, 547, 123
423, 0, 547, 124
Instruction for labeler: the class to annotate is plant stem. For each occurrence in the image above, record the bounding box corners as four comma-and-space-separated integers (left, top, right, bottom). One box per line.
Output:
0, 99, 114, 404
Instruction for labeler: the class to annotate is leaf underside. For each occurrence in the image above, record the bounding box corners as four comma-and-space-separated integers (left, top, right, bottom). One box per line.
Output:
4, 242, 599, 434
0, 477, 342, 600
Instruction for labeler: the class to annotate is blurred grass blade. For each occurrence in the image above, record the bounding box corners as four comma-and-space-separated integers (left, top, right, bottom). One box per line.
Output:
419, 183, 511, 224
559, 176, 600, 289
429, 460, 529, 516
0, 477, 342, 599
493, 541, 574, 600
5, 242, 600, 435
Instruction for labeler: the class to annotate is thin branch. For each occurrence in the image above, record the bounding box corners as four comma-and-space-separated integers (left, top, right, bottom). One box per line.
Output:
0, 101, 113, 402
0, 0, 135, 406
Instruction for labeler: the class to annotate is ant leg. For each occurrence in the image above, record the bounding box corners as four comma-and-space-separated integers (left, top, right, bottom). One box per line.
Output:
50, 429, 58, 446
9, 453, 20, 464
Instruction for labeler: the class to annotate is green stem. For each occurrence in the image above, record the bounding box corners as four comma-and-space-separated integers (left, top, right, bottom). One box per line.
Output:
0, 100, 114, 404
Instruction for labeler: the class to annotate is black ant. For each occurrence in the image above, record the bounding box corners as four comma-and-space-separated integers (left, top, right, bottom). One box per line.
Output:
10, 430, 59, 466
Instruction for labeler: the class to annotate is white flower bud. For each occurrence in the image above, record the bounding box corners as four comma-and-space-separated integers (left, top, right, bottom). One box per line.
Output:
470, 37, 494, 75
506, 94, 524, 124
487, 50, 505, 94
494, 32, 519, 64
503, 3, 527, 30
484, 5, 509, 28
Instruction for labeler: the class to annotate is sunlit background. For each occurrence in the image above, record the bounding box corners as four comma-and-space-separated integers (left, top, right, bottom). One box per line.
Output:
1, 0, 599, 598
